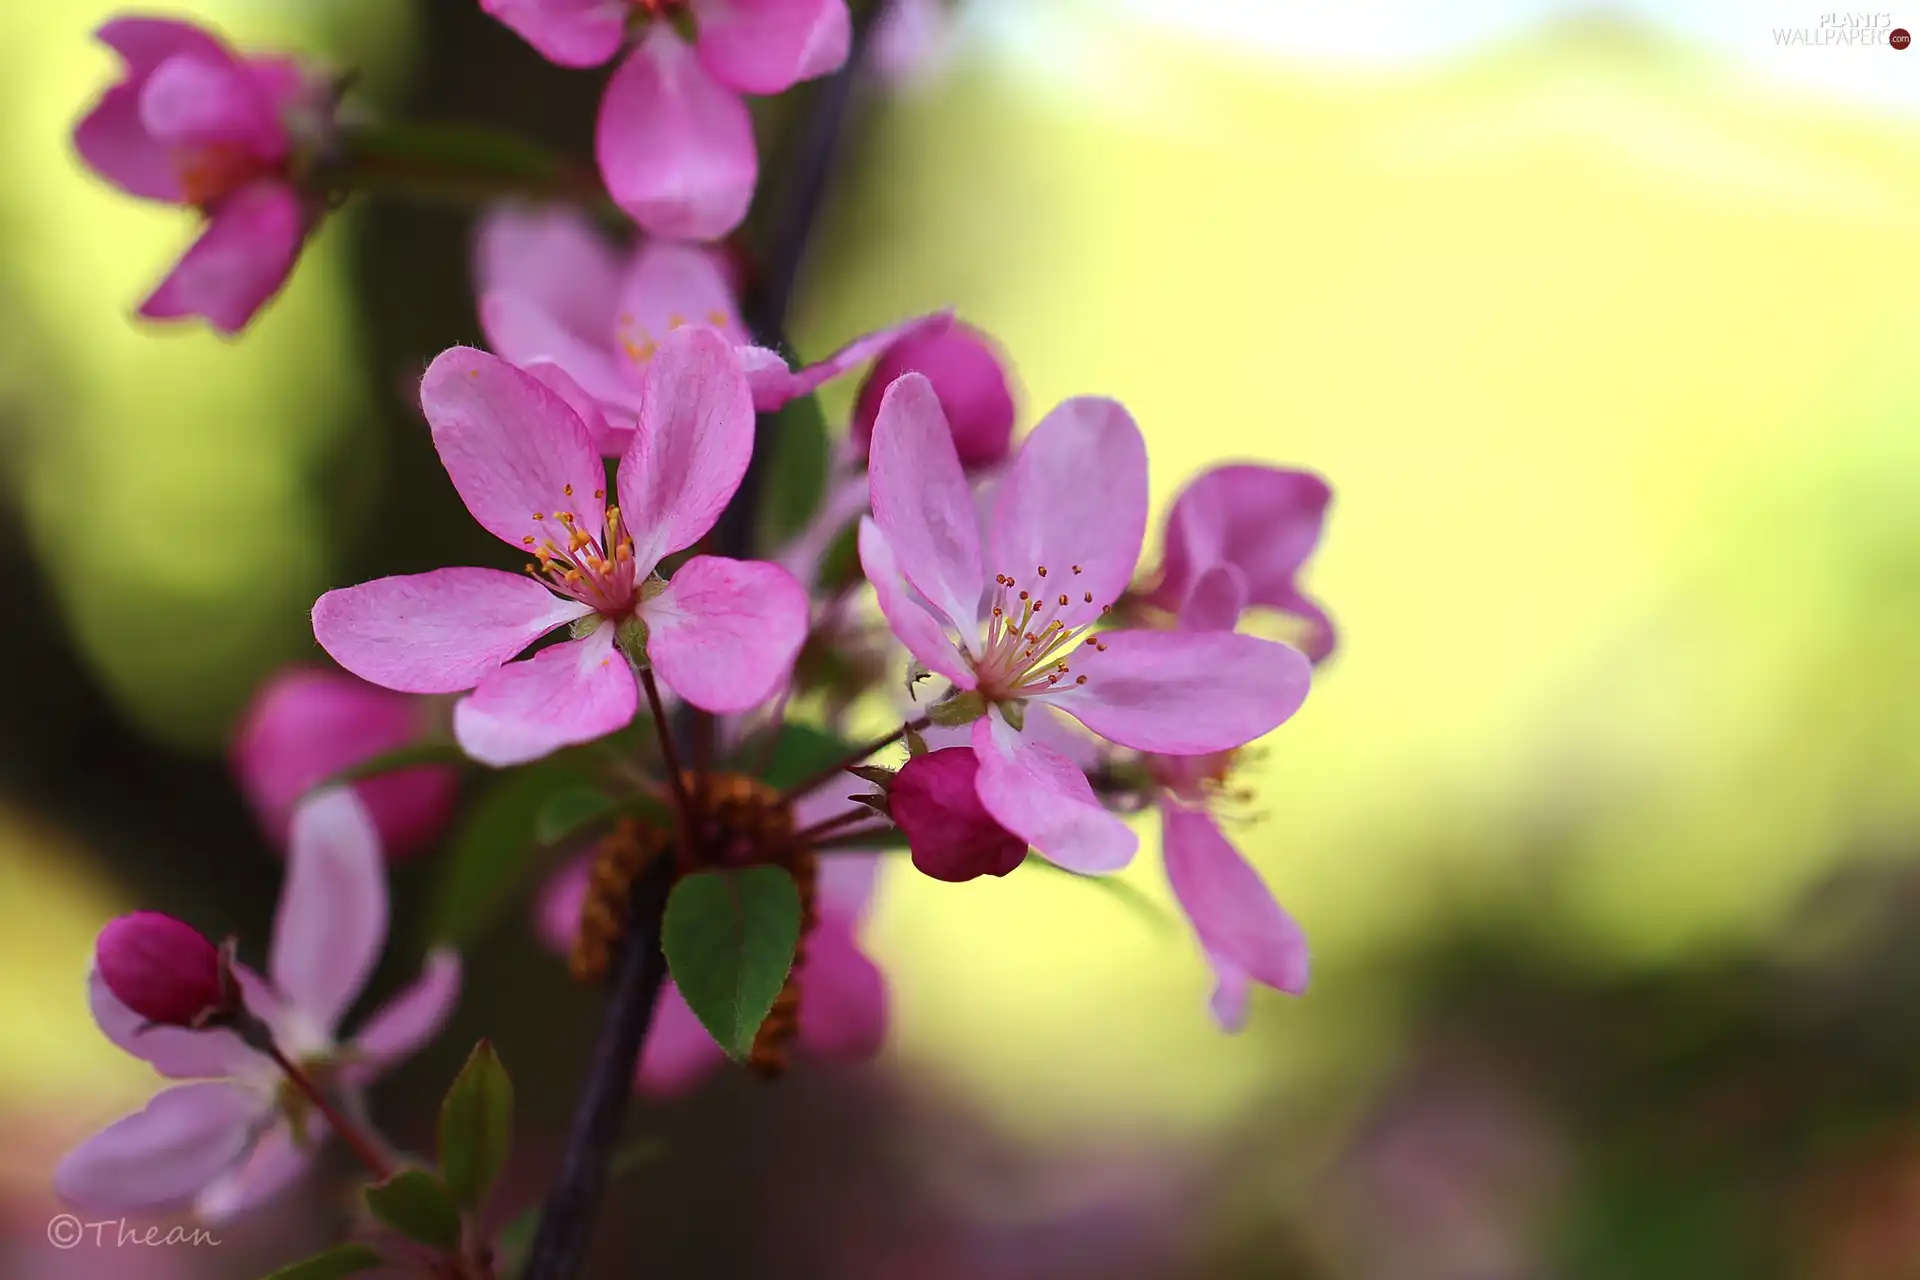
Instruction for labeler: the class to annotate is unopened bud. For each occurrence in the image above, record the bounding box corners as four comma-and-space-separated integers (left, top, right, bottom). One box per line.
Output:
853, 320, 1016, 470
95, 912, 228, 1028
892, 748, 1026, 883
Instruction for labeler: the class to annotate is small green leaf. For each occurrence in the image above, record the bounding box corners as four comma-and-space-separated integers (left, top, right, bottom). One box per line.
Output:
440, 1039, 514, 1211
1021, 854, 1173, 931
662, 867, 802, 1058
427, 763, 588, 946
534, 786, 617, 846
364, 1169, 462, 1252
756, 723, 858, 792
261, 1243, 384, 1280
316, 741, 468, 791
492, 1204, 540, 1278
757, 392, 830, 554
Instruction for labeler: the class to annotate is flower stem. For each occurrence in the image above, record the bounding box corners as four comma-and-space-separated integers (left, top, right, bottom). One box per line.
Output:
779, 715, 930, 805
327, 120, 615, 215
791, 804, 884, 848
263, 1042, 394, 1184
640, 667, 701, 847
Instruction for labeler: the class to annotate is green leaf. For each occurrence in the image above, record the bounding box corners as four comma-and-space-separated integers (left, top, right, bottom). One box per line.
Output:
363, 1169, 462, 1252
492, 1204, 540, 1279
426, 763, 586, 946
315, 741, 468, 790
260, 1244, 384, 1280
756, 723, 857, 792
440, 1040, 514, 1211
1021, 854, 1173, 932
662, 867, 803, 1059
757, 392, 830, 554
534, 786, 617, 846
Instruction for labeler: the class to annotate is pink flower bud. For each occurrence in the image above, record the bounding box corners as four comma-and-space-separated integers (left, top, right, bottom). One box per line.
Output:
892, 748, 1027, 882
96, 912, 225, 1028
853, 320, 1016, 470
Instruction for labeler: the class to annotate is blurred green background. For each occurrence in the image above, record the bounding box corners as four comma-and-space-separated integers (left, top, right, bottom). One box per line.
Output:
3, 0, 1919, 1275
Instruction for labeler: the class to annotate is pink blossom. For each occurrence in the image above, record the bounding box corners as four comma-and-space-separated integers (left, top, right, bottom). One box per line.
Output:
232, 666, 458, 858
851, 318, 1015, 470
94, 914, 224, 1028
858, 374, 1313, 874
313, 330, 810, 766
535, 801, 887, 1093
73, 18, 327, 334
474, 205, 941, 453
55, 790, 461, 1221
891, 747, 1025, 882
478, 1, 850, 239
1144, 464, 1337, 662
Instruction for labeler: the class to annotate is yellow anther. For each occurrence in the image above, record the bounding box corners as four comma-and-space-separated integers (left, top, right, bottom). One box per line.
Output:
564, 483, 574, 496
707, 309, 730, 327
522, 535, 535, 546
1071, 565, 1083, 574
1057, 594, 1069, 607
1083, 592, 1094, 603
594, 488, 605, 499
667, 312, 688, 328
1037, 566, 1049, 577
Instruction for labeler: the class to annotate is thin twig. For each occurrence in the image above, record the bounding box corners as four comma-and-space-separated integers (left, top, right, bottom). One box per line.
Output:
779, 715, 929, 805
264, 1043, 393, 1183
641, 668, 700, 842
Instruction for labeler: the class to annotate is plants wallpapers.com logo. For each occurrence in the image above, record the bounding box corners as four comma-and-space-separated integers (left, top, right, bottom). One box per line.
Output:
1771, 12, 1912, 44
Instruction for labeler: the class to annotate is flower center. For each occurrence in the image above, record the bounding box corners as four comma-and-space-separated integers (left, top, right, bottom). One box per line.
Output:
972, 563, 1111, 703
617, 310, 735, 366
176, 143, 267, 209
1149, 748, 1257, 818
520, 494, 638, 616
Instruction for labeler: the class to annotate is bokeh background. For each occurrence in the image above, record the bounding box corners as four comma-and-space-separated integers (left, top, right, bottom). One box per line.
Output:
3, 0, 1919, 1275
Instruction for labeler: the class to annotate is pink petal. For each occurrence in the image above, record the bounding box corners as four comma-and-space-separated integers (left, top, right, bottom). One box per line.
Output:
480, 0, 627, 66
1177, 563, 1249, 634
596, 33, 757, 241
892, 747, 1026, 883
695, 0, 851, 94
54, 1082, 262, 1212
245, 55, 320, 115
617, 325, 755, 568
1161, 802, 1309, 1028
636, 982, 727, 1096
970, 714, 1134, 874
314, 567, 591, 694
479, 293, 639, 414
815, 852, 882, 919
232, 666, 457, 857
534, 854, 592, 953
138, 55, 282, 157
618, 239, 746, 345
867, 373, 985, 637
795, 913, 887, 1063
871, 0, 952, 87
347, 948, 462, 1076
640, 556, 809, 713
74, 82, 182, 202
138, 181, 303, 335
420, 345, 608, 551
856, 518, 974, 688
95, 17, 234, 77
87, 968, 256, 1080
474, 205, 625, 339
523, 359, 630, 457
1049, 628, 1311, 756
195, 1121, 317, 1223
852, 317, 1016, 469
453, 628, 638, 766
741, 312, 946, 412
272, 789, 389, 1036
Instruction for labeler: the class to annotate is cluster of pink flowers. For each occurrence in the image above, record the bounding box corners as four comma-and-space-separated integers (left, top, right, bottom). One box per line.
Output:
59, 0, 1338, 1254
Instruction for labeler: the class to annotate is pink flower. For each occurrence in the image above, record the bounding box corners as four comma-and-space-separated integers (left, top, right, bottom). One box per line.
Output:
858, 374, 1313, 874
474, 206, 940, 453
73, 17, 328, 334
851, 318, 1016, 470
1144, 465, 1337, 662
890, 747, 1025, 882
478, 0, 850, 239
94, 913, 225, 1028
55, 790, 461, 1221
232, 666, 458, 858
535, 806, 887, 1093
313, 330, 810, 767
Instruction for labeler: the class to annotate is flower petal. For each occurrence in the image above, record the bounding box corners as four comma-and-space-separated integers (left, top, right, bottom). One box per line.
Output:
696, 0, 850, 93
314, 567, 591, 695
138, 181, 303, 335
535, 854, 591, 954
987, 397, 1147, 629
597, 33, 757, 241
523, 359, 631, 457
1049, 629, 1311, 756
272, 788, 389, 1036
742, 313, 946, 412
54, 1082, 261, 1212
868, 372, 985, 637
87, 968, 256, 1080
641, 556, 809, 713
1177, 563, 1250, 634
636, 982, 726, 1096
856, 518, 973, 688
421, 345, 608, 551
479, 292, 639, 413
480, 0, 627, 66
454, 628, 638, 766
617, 325, 755, 568
96, 16, 233, 77
615, 239, 748, 357
138, 54, 282, 156
347, 948, 462, 1077
195, 1122, 316, 1223
474, 205, 625, 341
74, 82, 181, 202
971, 714, 1134, 874
795, 914, 887, 1063
1161, 803, 1309, 1029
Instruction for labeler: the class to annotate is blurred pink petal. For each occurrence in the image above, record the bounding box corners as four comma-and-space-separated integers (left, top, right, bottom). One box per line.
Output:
454, 628, 637, 767
636, 983, 727, 1096
480, 0, 627, 66
596, 32, 757, 241
54, 1083, 262, 1212
480, 292, 639, 411
272, 789, 388, 1036
348, 948, 463, 1075
696, 0, 850, 93
475, 206, 625, 340
194, 1121, 319, 1223
87, 968, 252, 1080
1161, 803, 1309, 1028
137, 181, 303, 335
138, 54, 281, 156
853, 318, 1016, 469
